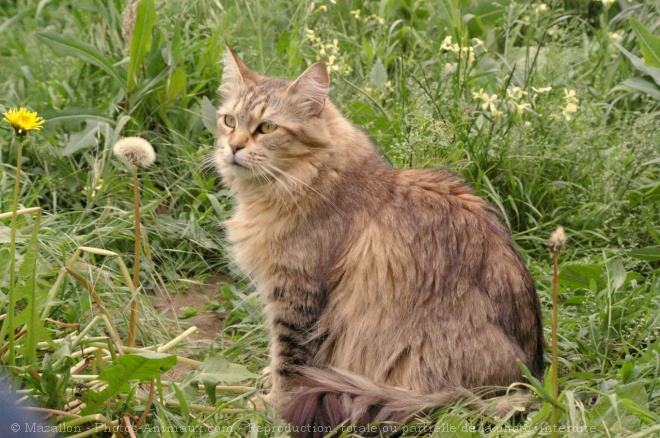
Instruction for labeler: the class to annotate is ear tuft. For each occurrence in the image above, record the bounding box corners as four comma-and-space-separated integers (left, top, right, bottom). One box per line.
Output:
287, 62, 330, 115
220, 46, 255, 95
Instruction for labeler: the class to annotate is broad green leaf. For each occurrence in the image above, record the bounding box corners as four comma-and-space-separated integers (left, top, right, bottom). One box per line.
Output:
0, 248, 9, 286
83, 352, 176, 414
13, 214, 51, 364
628, 246, 660, 261
369, 58, 387, 88
620, 355, 635, 384
620, 77, 660, 100
616, 43, 660, 87
202, 96, 217, 135
40, 107, 115, 125
276, 30, 291, 55
607, 258, 626, 291
630, 18, 660, 68
127, 0, 156, 93
62, 120, 107, 156
36, 32, 123, 85
165, 67, 186, 100
558, 264, 605, 290
194, 354, 258, 404
207, 193, 225, 218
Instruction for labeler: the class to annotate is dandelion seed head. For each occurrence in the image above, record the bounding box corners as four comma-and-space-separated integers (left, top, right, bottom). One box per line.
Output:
113, 136, 156, 168
548, 226, 566, 254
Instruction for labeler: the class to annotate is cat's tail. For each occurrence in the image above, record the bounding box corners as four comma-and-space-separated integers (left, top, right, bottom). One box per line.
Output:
282, 367, 525, 438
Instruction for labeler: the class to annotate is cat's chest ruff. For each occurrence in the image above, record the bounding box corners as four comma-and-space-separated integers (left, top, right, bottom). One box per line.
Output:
224, 205, 298, 279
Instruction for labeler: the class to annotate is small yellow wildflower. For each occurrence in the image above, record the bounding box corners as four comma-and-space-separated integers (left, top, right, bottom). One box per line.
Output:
471, 38, 485, 49
601, 0, 615, 8
82, 178, 104, 198
532, 86, 552, 94
512, 101, 531, 117
473, 89, 498, 111
3, 107, 45, 136
535, 3, 548, 14
441, 36, 459, 52
350, 9, 361, 20
560, 88, 579, 120
562, 102, 578, 120
491, 107, 503, 122
507, 86, 528, 100
564, 88, 577, 102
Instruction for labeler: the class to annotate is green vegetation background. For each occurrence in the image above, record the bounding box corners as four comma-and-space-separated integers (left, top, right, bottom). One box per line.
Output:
0, 0, 658, 436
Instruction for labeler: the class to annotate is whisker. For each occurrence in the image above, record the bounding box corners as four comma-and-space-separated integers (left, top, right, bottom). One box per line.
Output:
254, 165, 293, 214
259, 164, 306, 217
264, 163, 341, 214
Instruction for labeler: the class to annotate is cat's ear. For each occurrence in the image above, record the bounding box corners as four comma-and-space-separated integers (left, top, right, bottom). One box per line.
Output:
287, 62, 329, 115
220, 46, 255, 92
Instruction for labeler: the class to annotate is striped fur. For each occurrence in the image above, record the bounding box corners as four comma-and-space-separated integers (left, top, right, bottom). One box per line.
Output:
213, 47, 544, 435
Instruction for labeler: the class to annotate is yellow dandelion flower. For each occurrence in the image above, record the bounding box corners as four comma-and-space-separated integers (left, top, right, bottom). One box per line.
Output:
3, 107, 45, 136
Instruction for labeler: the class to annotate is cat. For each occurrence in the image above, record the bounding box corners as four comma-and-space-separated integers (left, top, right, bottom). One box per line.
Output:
213, 46, 545, 436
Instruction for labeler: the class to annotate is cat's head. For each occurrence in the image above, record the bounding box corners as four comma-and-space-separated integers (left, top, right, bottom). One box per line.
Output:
214, 47, 331, 187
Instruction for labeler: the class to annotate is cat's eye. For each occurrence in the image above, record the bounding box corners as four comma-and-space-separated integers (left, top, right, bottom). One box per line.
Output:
256, 121, 277, 134
224, 115, 236, 128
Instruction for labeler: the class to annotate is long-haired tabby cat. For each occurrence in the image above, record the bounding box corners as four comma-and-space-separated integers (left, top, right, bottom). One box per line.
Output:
214, 47, 544, 436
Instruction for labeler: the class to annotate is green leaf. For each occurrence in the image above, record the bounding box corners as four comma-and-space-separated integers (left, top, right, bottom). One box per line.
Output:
171, 381, 190, 419
628, 246, 660, 261
194, 354, 258, 404
0, 248, 9, 286
36, 32, 124, 85
83, 352, 176, 414
201, 96, 217, 135
62, 120, 107, 156
630, 18, 660, 68
40, 107, 115, 125
607, 258, 626, 291
616, 43, 660, 87
620, 355, 635, 384
127, 0, 156, 93
13, 213, 50, 365
206, 192, 226, 218
558, 264, 606, 290
620, 77, 660, 100
369, 58, 387, 89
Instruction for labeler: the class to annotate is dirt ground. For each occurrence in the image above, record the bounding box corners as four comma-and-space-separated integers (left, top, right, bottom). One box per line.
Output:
148, 276, 229, 381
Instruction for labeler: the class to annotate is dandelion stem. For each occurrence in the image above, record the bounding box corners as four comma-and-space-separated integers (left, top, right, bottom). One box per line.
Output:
1, 136, 24, 369
551, 249, 559, 436
126, 165, 141, 347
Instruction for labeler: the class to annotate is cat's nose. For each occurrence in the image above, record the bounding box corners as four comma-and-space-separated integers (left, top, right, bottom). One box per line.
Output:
230, 143, 245, 154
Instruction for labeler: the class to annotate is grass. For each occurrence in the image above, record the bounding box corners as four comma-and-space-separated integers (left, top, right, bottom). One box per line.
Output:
1, 0, 659, 436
